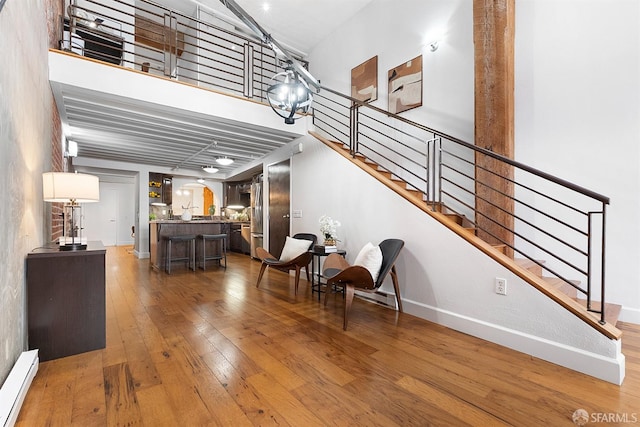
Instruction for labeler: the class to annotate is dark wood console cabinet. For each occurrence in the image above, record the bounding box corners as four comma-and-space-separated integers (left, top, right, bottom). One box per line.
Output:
26, 241, 106, 361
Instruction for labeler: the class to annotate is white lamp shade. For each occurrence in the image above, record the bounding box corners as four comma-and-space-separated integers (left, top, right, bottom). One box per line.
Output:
42, 172, 100, 203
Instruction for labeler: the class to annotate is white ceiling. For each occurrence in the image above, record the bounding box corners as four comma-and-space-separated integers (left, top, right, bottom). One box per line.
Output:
158, 0, 375, 56
58, 0, 373, 179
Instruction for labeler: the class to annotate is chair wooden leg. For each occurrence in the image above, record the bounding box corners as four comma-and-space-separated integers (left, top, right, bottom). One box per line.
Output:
391, 266, 402, 312
256, 263, 268, 288
305, 263, 310, 282
343, 284, 355, 331
294, 267, 301, 295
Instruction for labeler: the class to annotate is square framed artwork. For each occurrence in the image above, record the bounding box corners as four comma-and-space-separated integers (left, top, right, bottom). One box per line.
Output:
388, 55, 423, 114
351, 55, 378, 103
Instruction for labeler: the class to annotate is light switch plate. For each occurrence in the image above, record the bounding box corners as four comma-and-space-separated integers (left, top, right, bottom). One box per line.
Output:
292, 210, 303, 218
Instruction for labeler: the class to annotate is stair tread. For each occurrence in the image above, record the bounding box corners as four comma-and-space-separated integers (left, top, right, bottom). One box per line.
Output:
575, 299, 622, 326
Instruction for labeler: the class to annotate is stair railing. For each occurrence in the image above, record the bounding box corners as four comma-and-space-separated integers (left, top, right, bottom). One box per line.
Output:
313, 86, 610, 325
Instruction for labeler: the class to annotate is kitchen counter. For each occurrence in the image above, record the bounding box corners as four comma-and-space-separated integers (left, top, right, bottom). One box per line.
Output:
149, 220, 250, 270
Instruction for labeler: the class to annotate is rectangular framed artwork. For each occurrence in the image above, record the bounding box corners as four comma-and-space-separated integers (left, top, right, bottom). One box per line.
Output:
351, 55, 378, 103
388, 55, 423, 114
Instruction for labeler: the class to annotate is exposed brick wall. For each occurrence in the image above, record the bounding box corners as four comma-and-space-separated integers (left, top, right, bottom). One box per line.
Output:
47, 0, 65, 241
50, 101, 64, 241
46, 0, 64, 49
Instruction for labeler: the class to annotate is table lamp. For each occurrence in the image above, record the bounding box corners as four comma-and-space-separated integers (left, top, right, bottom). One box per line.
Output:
42, 172, 100, 250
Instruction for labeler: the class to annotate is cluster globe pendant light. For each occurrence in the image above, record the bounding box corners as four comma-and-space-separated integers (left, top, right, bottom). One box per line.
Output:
219, 0, 321, 125
266, 62, 313, 125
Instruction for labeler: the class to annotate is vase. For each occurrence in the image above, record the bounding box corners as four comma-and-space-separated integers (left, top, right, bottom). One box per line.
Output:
181, 210, 192, 221
324, 237, 336, 246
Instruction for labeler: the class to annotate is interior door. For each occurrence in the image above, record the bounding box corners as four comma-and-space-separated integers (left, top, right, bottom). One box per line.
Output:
268, 159, 290, 258
83, 187, 118, 246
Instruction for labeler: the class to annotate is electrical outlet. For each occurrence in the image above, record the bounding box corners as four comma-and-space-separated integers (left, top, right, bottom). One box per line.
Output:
495, 277, 507, 295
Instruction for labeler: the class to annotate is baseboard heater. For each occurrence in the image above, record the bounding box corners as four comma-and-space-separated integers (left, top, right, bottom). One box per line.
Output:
0, 350, 39, 427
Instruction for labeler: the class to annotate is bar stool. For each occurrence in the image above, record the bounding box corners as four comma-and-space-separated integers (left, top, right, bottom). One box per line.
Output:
163, 235, 196, 274
197, 234, 227, 270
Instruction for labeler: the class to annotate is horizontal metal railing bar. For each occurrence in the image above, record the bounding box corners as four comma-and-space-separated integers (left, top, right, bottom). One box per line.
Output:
312, 116, 349, 143
441, 161, 592, 238
441, 173, 591, 258
357, 131, 427, 182
357, 118, 426, 160
441, 186, 591, 286
357, 111, 428, 158
356, 138, 428, 191
320, 86, 609, 205
457, 199, 590, 280
313, 108, 350, 133
441, 147, 593, 218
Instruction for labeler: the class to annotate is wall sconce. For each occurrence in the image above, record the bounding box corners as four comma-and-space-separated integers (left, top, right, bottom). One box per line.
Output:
43, 172, 100, 250
429, 41, 440, 52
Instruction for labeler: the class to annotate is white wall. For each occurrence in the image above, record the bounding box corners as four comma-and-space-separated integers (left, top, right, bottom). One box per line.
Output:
308, 0, 474, 142
83, 179, 136, 246
300, 0, 633, 382
514, 0, 640, 323
0, 0, 51, 383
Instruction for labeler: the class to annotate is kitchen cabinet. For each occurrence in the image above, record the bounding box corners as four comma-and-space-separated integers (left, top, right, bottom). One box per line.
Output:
230, 223, 242, 252
149, 173, 172, 206
225, 181, 251, 208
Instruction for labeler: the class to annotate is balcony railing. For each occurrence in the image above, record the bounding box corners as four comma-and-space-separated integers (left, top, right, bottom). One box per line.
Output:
60, 0, 610, 325
313, 86, 610, 325
62, 0, 302, 102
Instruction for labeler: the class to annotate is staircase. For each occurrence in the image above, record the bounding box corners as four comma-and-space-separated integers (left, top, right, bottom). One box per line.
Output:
311, 130, 622, 340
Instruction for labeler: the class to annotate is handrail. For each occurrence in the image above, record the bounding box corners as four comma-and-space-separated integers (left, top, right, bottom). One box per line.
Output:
320, 86, 610, 204
313, 84, 610, 326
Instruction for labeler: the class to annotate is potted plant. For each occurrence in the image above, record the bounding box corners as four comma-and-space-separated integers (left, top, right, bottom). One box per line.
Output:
208, 204, 216, 219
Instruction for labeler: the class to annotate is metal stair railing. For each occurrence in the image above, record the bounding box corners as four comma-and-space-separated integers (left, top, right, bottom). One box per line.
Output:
313, 86, 610, 325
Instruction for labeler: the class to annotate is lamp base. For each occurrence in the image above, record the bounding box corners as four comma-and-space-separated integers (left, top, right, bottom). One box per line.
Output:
59, 243, 88, 251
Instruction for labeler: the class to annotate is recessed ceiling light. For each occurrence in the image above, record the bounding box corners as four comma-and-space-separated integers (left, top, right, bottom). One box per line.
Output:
262, 3, 270, 12
215, 157, 234, 166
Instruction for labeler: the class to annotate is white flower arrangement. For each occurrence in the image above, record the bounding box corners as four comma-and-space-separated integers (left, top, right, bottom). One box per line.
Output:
319, 215, 341, 240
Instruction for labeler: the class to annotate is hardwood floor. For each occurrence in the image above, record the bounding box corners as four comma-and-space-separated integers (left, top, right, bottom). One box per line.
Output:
16, 246, 640, 426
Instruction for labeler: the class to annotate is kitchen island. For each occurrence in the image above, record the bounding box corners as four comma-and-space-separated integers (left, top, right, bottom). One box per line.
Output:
149, 219, 249, 271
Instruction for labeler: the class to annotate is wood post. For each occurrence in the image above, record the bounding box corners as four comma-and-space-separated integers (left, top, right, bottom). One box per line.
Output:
473, 0, 515, 255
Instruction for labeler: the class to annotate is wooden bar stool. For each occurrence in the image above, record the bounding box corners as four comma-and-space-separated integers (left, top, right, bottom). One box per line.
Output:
197, 234, 227, 270
163, 235, 196, 274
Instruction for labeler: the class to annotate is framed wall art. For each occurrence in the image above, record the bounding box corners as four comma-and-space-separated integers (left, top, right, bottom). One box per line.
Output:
351, 55, 378, 103
388, 55, 423, 114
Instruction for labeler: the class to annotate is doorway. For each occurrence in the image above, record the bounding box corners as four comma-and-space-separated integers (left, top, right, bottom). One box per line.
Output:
83, 187, 118, 245
268, 159, 290, 258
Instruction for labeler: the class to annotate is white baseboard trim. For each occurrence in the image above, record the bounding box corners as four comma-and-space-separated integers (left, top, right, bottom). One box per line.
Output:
619, 306, 640, 325
134, 250, 150, 259
0, 350, 39, 427
402, 300, 625, 385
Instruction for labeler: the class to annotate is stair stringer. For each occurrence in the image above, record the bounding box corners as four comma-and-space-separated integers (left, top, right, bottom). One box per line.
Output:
310, 131, 621, 340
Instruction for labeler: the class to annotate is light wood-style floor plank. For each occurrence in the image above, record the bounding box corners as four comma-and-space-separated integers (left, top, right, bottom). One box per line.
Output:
16, 246, 640, 426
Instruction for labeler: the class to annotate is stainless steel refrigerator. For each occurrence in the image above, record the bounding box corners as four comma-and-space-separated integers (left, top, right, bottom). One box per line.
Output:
250, 174, 263, 258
